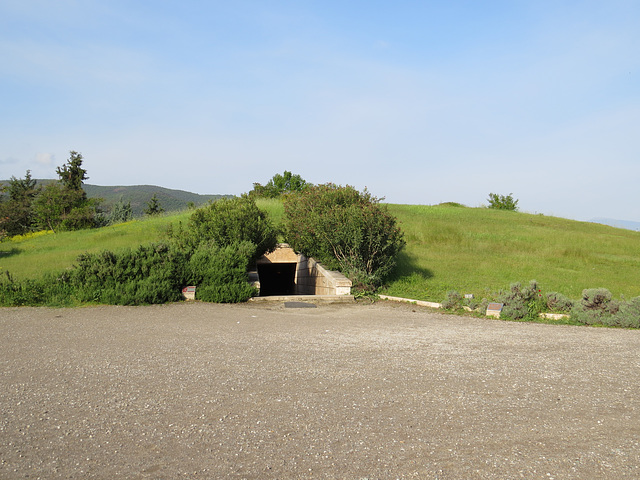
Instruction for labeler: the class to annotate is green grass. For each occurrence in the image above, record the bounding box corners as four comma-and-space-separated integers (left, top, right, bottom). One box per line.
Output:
2, 201, 640, 304
0, 211, 190, 279
381, 204, 640, 302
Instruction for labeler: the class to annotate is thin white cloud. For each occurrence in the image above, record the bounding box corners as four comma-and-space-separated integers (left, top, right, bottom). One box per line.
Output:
35, 153, 54, 166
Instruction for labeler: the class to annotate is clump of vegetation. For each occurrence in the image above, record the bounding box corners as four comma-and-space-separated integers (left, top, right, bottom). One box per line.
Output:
249, 170, 309, 198
570, 288, 620, 326
33, 151, 102, 232
0, 196, 278, 306
487, 192, 518, 211
0, 239, 258, 306
70, 243, 188, 305
108, 197, 133, 225
171, 195, 278, 262
188, 241, 258, 302
497, 280, 545, 320
442, 290, 463, 309
144, 194, 165, 216
441, 291, 484, 313
545, 292, 574, 313
0, 151, 102, 237
283, 184, 405, 290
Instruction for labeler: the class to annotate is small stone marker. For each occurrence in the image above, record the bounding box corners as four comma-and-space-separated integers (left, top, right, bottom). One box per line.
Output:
464, 294, 474, 299
182, 286, 196, 301
486, 302, 503, 318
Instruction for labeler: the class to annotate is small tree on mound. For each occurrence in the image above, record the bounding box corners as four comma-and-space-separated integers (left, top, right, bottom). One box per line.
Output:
283, 184, 405, 290
174, 195, 278, 262
487, 192, 518, 211
249, 170, 309, 198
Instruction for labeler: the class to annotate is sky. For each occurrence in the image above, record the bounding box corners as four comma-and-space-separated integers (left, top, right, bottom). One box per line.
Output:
1, 1, 639, 222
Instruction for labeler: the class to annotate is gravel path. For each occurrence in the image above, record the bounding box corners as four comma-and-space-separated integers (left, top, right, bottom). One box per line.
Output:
1, 301, 639, 479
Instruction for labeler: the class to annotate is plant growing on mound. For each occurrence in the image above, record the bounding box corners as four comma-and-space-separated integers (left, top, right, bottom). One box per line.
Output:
487, 193, 518, 211
177, 196, 277, 261
282, 184, 405, 290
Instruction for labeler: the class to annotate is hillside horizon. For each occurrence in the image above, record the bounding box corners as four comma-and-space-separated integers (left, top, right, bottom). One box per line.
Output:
2, 179, 640, 230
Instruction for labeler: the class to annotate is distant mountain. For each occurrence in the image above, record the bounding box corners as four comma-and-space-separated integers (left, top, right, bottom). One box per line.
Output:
82, 184, 233, 216
591, 218, 640, 232
0, 179, 233, 217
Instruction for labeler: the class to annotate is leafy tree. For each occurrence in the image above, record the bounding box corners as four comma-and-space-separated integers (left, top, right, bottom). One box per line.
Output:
145, 194, 165, 216
0, 170, 40, 237
487, 192, 519, 211
283, 184, 405, 290
170, 196, 278, 262
31, 151, 101, 232
250, 170, 309, 198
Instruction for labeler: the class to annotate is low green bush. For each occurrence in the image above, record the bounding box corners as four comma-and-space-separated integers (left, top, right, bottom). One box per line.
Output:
188, 241, 257, 302
546, 292, 574, 313
442, 290, 463, 310
0, 240, 258, 306
71, 243, 188, 305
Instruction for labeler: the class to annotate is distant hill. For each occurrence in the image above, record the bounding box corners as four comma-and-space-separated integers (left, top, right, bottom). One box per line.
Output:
0, 179, 233, 217
83, 184, 233, 216
591, 218, 640, 232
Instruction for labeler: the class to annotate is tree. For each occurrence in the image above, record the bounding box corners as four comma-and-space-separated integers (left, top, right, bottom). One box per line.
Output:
249, 170, 309, 198
487, 192, 519, 211
283, 184, 405, 290
56, 151, 88, 192
145, 194, 165, 216
108, 197, 133, 224
171, 196, 278, 262
0, 170, 40, 237
31, 151, 101, 232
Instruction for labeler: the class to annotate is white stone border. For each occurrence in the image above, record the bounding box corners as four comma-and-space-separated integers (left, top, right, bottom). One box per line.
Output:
378, 295, 442, 309
378, 294, 570, 320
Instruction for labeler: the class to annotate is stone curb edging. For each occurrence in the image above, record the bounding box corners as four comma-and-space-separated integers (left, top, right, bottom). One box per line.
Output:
378, 295, 442, 309
377, 295, 570, 320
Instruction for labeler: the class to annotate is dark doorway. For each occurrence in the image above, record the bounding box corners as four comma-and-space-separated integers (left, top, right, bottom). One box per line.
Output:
257, 263, 297, 296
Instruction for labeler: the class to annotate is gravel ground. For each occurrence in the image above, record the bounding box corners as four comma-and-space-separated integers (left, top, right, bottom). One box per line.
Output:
1, 301, 639, 479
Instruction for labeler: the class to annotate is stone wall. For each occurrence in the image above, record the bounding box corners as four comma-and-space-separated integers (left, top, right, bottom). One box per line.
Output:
294, 255, 352, 296
256, 244, 352, 296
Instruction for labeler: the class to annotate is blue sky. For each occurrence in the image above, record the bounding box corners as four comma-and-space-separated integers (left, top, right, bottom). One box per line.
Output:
1, 1, 639, 222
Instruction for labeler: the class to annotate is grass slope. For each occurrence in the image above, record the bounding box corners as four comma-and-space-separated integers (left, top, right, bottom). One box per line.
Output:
382, 204, 640, 301
0, 212, 190, 279
2, 201, 639, 303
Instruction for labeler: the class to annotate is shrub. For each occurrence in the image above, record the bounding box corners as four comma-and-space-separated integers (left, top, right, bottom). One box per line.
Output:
71, 243, 188, 305
571, 288, 621, 325
0, 271, 75, 307
442, 290, 462, 310
249, 171, 309, 198
283, 184, 405, 290
546, 292, 574, 312
487, 193, 518, 211
188, 241, 257, 303
181, 196, 277, 261
498, 280, 544, 320
610, 297, 640, 328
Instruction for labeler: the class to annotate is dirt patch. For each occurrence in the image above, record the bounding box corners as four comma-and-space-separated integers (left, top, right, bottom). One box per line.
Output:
1, 302, 639, 479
